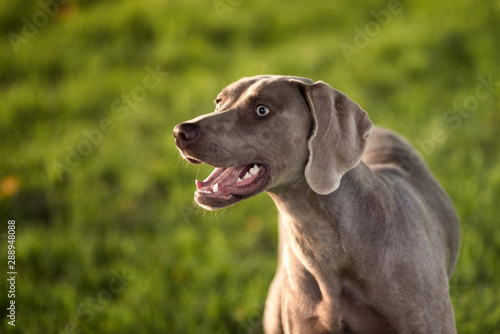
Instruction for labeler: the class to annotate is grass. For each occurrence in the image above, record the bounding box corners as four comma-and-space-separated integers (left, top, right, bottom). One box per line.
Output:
0, 0, 499, 333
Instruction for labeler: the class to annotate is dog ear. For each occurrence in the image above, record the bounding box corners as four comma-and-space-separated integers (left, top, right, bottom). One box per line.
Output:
298, 81, 374, 195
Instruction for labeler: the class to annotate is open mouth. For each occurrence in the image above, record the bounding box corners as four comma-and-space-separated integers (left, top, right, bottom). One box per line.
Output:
194, 163, 269, 208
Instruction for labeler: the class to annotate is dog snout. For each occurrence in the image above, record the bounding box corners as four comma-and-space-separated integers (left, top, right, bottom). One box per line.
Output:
173, 122, 199, 148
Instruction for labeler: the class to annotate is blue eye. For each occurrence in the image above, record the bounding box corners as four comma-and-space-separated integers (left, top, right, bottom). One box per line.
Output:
255, 105, 270, 116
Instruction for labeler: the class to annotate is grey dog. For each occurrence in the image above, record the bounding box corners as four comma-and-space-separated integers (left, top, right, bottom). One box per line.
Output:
174, 75, 460, 334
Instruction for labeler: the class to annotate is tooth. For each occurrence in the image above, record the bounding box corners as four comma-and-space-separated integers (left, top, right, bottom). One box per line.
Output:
213, 183, 219, 193
237, 177, 242, 183
249, 164, 260, 175
243, 172, 252, 179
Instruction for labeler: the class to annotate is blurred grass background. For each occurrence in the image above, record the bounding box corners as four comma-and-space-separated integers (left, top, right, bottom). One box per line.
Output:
0, 0, 499, 333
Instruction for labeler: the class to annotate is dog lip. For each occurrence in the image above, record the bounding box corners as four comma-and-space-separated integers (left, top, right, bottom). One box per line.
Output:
186, 157, 202, 164
179, 150, 227, 168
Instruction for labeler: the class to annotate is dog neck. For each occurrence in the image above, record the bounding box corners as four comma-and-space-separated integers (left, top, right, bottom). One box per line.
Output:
267, 162, 386, 303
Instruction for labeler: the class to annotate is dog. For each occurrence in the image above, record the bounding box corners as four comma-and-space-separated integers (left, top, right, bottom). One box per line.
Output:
174, 75, 461, 333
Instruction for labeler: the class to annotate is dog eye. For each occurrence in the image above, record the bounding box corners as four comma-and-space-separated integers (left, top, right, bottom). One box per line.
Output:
255, 105, 270, 116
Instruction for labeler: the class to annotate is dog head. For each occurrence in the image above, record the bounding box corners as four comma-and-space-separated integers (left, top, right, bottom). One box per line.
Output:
174, 75, 373, 210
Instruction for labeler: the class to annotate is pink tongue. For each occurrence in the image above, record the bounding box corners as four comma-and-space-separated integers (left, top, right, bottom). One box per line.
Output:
196, 166, 247, 190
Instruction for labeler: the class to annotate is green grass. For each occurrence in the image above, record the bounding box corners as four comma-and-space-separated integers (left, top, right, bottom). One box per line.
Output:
1, 0, 499, 333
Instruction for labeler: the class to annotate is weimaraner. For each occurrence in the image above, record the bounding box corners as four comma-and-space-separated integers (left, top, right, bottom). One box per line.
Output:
173, 75, 461, 334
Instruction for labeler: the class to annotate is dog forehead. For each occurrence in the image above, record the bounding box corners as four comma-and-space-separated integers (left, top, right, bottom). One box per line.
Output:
220, 75, 308, 102
221, 76, 277, 94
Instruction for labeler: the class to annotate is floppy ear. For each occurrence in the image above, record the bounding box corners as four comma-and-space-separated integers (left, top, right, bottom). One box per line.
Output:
299, 81, 374, 195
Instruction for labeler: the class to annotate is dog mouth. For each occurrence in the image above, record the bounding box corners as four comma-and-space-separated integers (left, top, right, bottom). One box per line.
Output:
194, 163, 269, 208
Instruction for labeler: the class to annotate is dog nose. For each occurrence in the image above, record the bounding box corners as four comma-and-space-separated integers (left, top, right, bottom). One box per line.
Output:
173, 122, 199, 147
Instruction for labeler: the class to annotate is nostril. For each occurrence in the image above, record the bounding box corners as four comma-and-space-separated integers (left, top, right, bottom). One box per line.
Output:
174, 122, 199, 145
179, 132, 189, 142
